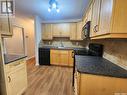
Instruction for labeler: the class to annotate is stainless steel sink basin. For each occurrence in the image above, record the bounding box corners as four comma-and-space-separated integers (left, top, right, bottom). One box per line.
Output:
57, 46, 65, 49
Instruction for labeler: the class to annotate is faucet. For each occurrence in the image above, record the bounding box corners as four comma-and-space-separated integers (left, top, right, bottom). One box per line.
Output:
60, 40, 64, 47
60, 32, 64, 47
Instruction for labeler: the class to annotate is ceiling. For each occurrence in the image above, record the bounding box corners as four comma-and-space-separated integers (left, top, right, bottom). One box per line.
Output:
15, 0, 90, 22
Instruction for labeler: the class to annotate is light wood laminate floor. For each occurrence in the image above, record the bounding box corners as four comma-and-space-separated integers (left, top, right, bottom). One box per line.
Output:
23, 59, 74, 95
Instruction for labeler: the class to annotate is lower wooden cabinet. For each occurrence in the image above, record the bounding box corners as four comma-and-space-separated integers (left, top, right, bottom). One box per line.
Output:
4, 59, 27, 95
74, 71, 127, 95
59, 50, 69, 66
50, 49, 74, 67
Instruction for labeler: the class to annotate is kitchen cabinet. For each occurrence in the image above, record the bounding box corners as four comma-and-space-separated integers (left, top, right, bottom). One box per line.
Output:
70, 22, 83, 41
0, 18, 13, 36
90, 0, 101, 37
4, 59, 27, 95
42, 24, 53, 40
68, 50, 74, 66
50, 49, 73, 67
42, 23, 83, 40
90, 0, 127, 39
82, 3, 93, 26
52, 23, 70, 37
70, 23, 77, 40
76, 22, 83, 40
98, 0, 113, 36
87, 4, 93, 22
59, 50, 69, 66
74, 71, 127, 95
50, 50, 60, 65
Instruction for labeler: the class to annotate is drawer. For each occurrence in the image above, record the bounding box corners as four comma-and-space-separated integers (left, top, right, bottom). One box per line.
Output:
5, 59, 26, 73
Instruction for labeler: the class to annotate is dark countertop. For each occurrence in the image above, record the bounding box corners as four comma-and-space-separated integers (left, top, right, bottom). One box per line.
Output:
39, 46, 86, 50
75, 55, 127, 78
4, 54, 27, 64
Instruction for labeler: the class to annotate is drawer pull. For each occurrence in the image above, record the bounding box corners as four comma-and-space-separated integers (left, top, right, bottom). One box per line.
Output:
72, 51, 74, 58
11, 62, 21, 66
8, 76, 11, 83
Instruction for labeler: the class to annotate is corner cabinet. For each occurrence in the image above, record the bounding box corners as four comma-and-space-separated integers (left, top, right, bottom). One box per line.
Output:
90, 0, 127, 39
42, 24, 53, 40
4, 59, 27, 95
0, 18, 13, 36
70, 22, 83, 41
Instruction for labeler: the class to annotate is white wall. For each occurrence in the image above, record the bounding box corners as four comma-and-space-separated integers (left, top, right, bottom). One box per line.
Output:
13, 15, 35, 59
34, 16, 42, 65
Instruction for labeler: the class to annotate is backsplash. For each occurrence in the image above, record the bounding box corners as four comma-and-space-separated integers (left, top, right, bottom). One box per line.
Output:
40, 38, 88, 48
89, 39, 127, 70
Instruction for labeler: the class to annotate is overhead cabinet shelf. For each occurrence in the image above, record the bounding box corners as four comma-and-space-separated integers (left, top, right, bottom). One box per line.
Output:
90, 0, 127, 39
42, 23, 83, 41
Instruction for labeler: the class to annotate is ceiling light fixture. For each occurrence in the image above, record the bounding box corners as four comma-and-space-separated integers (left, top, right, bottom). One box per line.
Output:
56, 7, 60, 13
48, 7, 51, 12
48, 0, 60, 13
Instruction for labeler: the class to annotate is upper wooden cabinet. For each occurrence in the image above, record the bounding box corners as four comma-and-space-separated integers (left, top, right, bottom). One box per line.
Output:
77, 22, 83, 40
82, 3, 93, 26
70, 22, 83, 41
52, 23, 70, 37
0, 18, 13, 36
42, 24, 53, 40
70, 23, 77, 40
90, 0, 101, 37
42, 23, 83, 40
90, 0, 127, 39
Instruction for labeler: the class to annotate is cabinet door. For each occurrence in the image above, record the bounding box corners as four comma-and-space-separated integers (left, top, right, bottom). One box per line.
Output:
68, 50, 74, 67
61, 24, 70, 37
6, 63, 27, 95
52, 23, 70, 37
0, 18, 13, 36
60, 50, 69, 66
99, 0, 113, 35
70, 23, 77, 40
52, 24, 61, 37
87, 4, 93, 21
42, 24, 52, 40
90, 0, 101, 37
111, 0, 127, 34
77, 22, 83, 40
50, 50, 60, 65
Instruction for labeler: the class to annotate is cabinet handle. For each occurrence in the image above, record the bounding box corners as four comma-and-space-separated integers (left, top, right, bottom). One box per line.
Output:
11, 62, 21, 66
72, 51, 75, 58
8, 76, 11, 83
